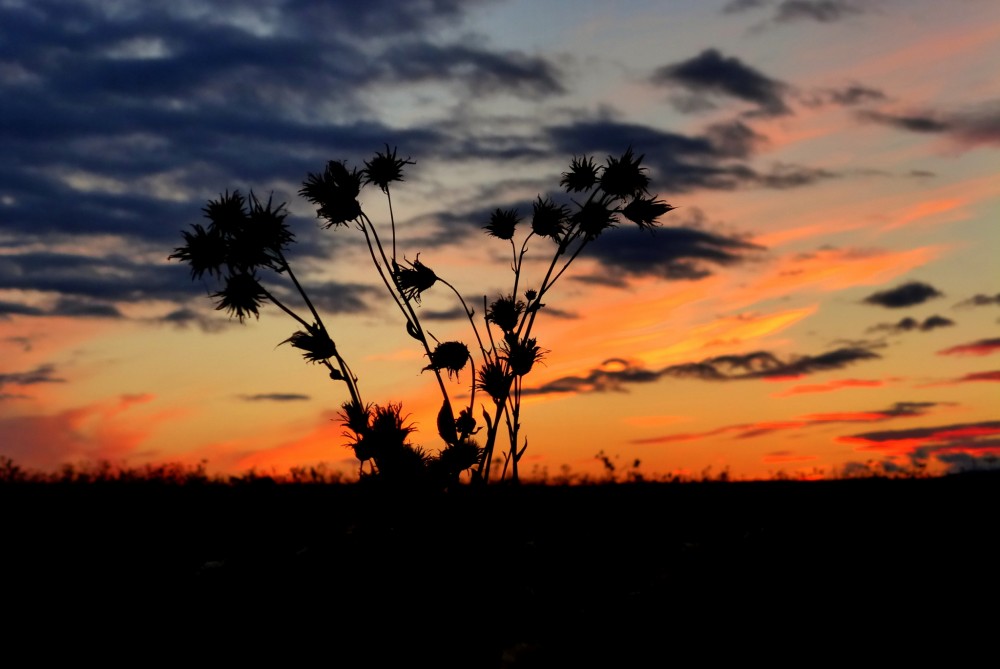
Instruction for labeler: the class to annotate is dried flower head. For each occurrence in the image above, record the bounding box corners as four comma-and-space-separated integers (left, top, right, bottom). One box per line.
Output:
599, 147, 649, 200
363, 144, 414, 193
435, 438, 481, 476
299, 160, 363, 228
170, 223, 227, 279
202, 190, 247, 236
477, 358, 513, 403
340, 400, 373, 437
393, 255, 437, 303
484, 208, 520, 240
621, 195, 674, 231
486, 294, 525, 333
561, 155, 599, 193
573, 198, 617, 241
531, 196, 568, 239
247, 192, 294, 253
212, 272, 267, 322
281, 324, 337, 363
504, 335, 544, 376
424, 341, 470, 380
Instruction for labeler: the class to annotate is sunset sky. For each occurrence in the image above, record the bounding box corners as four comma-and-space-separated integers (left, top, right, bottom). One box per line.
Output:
2, 0, 998, 480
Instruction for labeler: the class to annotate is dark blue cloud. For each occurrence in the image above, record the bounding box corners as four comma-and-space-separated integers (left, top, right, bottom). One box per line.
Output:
584, 226, 763, 281
650, 49, 791, 117
863, 281, 943, 308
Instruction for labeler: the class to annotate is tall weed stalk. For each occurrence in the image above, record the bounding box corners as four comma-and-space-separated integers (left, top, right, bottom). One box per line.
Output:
171, 147, 673, 486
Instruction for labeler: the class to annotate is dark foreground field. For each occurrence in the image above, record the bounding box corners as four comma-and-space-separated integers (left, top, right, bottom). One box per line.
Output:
4, 473, 998, 665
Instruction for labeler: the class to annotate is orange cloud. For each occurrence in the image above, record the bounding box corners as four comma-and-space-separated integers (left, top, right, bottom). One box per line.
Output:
0, 394, 180, 470
633, 402, 935, 445
748, 245, 942, 305
772, 378, 891, 397
918, 370, 1000, 387
938, 338, 1000, 356
882, 197, 968, 231
839, 421, 1000, 457
762, 452, 818, 464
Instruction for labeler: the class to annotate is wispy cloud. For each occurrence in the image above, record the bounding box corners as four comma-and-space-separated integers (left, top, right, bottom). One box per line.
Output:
771, 377, 892, 397
633, 401, 938, 445
239, 393, 312, 402
650, 49, 791, 117
955, 293, 1000, 308
524, 345, 880, 397
840, 421, 1000, 471
0, 364, 65, 394
866, 315, 954, 334
937, 338, 1000, 356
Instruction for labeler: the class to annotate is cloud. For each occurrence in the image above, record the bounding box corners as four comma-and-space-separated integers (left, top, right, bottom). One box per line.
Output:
377, 43, 564, 99
583, 226, 764, 281
662, 346, 880, 381
0, 0, 570, 324
240, 393, 312, 402
866, 315, 954, 334
0, 393, 163, 469
633, 401, 939, 445
0, 364, 65, 394
803, 84, 887, 108
862, 281, 943, 308
858, 102, 1000, 147
524, 346, 880, 397
840, 422, 1000, 471
857, 110, 951, 133
937, 338, 1000, 357
723, 0, 770, 14
955, 293, 1000, 308
774, 1, 863, 23
547, 119, 837, 193
771, 377, 891, 397
842, 420, 1000, 445
925, 370, 1000, 387
650, 49, 791, 117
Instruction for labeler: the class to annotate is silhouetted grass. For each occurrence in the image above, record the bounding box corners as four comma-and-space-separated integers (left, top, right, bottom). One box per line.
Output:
4, 457, 997, 664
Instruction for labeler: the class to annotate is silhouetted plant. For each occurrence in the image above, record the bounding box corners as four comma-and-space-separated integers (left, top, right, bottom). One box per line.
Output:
171, 146, 674, 486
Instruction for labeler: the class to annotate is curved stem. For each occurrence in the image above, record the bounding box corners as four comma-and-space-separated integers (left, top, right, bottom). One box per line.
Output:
386, 187, 397, 263
438, 276, 489, 360
259, 286, 311, 330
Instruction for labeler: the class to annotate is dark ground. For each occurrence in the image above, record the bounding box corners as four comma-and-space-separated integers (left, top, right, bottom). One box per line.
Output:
4, 473, 998, 665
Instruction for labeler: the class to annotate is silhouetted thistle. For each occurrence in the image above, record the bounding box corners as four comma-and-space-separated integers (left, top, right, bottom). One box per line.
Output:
455, 408, 477, 436
622, 195, 674, 231
212, 272, 266, 321
504, 335, 544, 376
363, 144, 414, 193
393, 256, 437, 303
561, 155, 599, 193
600, 146, 649, 200
202, 190, 247, 236
531, 196, 568, 239
174, 142, 677, 487
299, 160, 363, 228
247, 192, 294, 254
435, 439, 482, 477
281, 325, 336, 363
477, 359, 513, 403
224, 192, 291, 272
340, 400, 372, 436
484, 208, 520, 240
486, 294, 525, 333
573, 198, 617, 241
170, 223, 226, 279
425, 341, 470, 380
